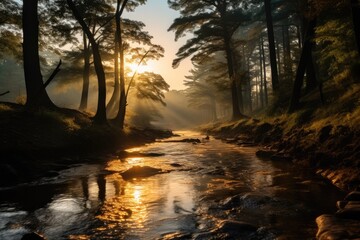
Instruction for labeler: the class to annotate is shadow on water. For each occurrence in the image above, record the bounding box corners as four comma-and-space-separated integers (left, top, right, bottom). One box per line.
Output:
0, 131, 345, 239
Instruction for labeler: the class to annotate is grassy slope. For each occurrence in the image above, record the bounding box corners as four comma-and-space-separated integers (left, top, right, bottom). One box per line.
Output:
202, 84, 360, 191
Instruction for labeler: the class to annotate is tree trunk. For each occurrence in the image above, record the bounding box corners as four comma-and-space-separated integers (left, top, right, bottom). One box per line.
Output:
261, 37, 269, 106
114, 11, 126, 128
67, 0, 107, 124
264, 0, 280, 92
113, 0, 129, 129
259, 41, 264, 108
79, 31, 90, 111
106, 20, 120, 118
351, 0, 360, 56
283, 25, 293, 81
23, 0, 54, 109
223, 36, 243, 120
288, 18, 317, 113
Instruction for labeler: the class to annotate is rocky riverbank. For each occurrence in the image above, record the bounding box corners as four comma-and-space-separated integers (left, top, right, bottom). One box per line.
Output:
201, 117, 360, 192
0, 102, 172, 187
201, 117, 360, 240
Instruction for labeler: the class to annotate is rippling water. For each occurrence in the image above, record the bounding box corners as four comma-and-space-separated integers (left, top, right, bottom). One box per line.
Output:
0, 131, 344, 239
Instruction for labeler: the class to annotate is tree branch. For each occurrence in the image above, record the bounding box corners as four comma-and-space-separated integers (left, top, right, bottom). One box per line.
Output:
125, 47, 152, 99
0, 91, 10, 97
44, 60, 62, 89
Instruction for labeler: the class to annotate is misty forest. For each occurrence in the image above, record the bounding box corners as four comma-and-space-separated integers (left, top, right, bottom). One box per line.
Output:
1, 0, 360, 239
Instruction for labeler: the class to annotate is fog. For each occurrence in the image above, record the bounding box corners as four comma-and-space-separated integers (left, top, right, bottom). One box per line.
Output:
0, 58, 212, 130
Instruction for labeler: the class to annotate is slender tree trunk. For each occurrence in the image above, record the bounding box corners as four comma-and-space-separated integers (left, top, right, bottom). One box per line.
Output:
106, 20, 120, 117
80, 32, 90, 111
210, 96, 217, 121
264, 0, 280, 92
114, 11, 126, 128
276, 40, 282, 79
283, 25, 293, 81
113, 0, 129, 129
288, 18, 317, 113
224, 37, 243, 120
261, 37, 269, 106
23, 0, 54, 109
351, 0, 360, 56
259, 41, 264, 108
67, 0, 107, 124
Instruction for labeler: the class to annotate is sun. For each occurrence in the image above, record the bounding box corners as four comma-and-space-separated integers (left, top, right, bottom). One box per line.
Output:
128, 63, 152, 75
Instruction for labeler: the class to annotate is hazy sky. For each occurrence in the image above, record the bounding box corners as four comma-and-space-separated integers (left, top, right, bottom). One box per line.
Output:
124, 0, 192, 90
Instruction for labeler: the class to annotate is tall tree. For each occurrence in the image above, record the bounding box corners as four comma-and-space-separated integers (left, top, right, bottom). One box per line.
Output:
67, 0, 107, 123
264, 0, 279, 92
168, 0, 251, 120
22, 0, 55, 108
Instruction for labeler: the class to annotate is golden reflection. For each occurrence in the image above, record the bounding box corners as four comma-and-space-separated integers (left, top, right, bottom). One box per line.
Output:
133, 187, 142, 203
127, 157, 144, 165
126, 147, 143, 153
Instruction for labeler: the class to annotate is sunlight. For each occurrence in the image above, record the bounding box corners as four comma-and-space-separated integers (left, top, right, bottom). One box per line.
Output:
128, 63, 152, 75
133, 186, 142, 203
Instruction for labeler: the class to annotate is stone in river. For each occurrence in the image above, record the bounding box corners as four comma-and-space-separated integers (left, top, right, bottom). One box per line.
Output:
316, 214, 360, 240
120, 166, 162, 180
21, 232, 46, 240
215, 220, 258, 233
344, 191, 360, 201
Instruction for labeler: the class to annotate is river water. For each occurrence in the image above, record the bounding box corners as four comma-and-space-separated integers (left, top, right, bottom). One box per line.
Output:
0, 131, 344, 239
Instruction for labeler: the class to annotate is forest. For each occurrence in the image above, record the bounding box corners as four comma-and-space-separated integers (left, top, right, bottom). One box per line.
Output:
1, 0, 360, 239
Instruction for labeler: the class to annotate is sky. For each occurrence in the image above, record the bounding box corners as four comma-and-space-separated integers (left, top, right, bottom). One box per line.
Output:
124, 0, 192, 90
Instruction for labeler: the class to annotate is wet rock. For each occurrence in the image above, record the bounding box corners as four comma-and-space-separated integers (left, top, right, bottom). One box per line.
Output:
215, 220, 257, 234
256, 150, 276, 159
193, 232, 213, 240
163, 138, 201, 143
240, 193, 272, 208
336, 201, 360, 220
270, 154, 293, 162
344, 191, 360, 201
120, 166, 162, 180
316, 214, 360, 240
170, 163, 182, 167
21, 232, 46, 240
140, 152, 165, 157
221, 193, 272, 210
336, 201, 348, 210
221, 194, 242, 209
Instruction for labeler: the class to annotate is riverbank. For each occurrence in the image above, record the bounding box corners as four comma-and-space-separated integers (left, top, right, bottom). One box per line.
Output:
200, 103, 360, 239
201, 116, 360, 192
0, 102, 172, 187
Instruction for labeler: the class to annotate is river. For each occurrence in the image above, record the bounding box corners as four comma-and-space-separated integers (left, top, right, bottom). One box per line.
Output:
0, 131, 344, 239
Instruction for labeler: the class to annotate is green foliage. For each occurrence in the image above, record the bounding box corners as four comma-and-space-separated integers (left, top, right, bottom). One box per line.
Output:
315, 17, 358, 85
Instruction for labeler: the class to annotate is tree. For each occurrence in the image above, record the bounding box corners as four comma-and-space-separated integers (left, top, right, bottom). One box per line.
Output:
168, 0, 252, 120
264, 0, 279, 92
22, 0, 55, 108
66, 0, 108, 123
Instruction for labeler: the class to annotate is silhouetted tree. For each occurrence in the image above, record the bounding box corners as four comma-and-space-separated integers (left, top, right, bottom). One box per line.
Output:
22, 0, 55, 108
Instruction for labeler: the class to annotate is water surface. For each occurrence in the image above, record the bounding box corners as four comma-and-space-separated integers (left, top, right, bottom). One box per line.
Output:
0, 131, 344, 239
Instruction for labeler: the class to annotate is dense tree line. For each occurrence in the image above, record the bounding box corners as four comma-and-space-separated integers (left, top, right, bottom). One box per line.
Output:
0, 0, 168, 128
169, 0, 360, 121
